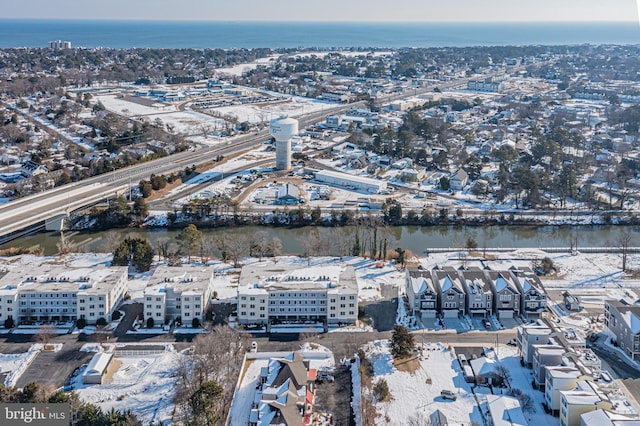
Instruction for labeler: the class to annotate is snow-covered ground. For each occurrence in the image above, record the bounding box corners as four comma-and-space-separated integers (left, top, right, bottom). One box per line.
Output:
365, 340, 482, 425
74, 349, 184, 425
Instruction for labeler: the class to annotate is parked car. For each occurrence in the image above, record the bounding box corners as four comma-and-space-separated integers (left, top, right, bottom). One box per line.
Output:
250, 341, 258, 352
507, 338, 517, 346
482, 319, 491, 329
317, 372, 334, 383
440, 390, 457, 401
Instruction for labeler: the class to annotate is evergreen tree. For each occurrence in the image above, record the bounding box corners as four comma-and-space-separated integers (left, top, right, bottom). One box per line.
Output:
391, 325, 414, 358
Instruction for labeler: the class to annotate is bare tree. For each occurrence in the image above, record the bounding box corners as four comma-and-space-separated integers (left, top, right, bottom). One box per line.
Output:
175, 325, 249, 424
98, 230, 122, 253
266, 237, 283, 262
406, 411, 429, 426
216, 234, 246, 268
616, 228, 633, 271
35, 324, 56, 347
301, 228, 325, 265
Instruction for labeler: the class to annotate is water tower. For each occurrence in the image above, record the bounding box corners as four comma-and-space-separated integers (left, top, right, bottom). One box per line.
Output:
269, 116, 298, 170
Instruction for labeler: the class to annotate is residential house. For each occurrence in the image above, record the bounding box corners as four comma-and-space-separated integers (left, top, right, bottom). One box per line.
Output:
560, 381, 612, 426
512, 267, 547, 318
461, 269, 493, 318
20, 160, 48, 177
486, 395, 528, 426
580, 409, 639, 426
449, 168, 468, 191
248, 351, 316, 426
487, 270, 521, 319
532, 345, 566, 389
433, 269, 466, 318
406, 267, 438, 319
517, 324, 552, 367
604, 300, 640, 361
470, 357, 503, 386
544, 367, 585, 416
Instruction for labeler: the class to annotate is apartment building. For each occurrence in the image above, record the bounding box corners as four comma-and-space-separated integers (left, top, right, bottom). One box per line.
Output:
604, 300, 640, 361
237, 264, 358, 328
405, 266, 438, 319
0, 265, 127, 325
144, 266, 215, 326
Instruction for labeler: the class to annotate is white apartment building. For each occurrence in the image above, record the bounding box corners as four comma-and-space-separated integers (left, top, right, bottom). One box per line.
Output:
237, 264, 358, 329
144, 266, 215, 326
49, 40, 72, 49
0, 265, 127, 325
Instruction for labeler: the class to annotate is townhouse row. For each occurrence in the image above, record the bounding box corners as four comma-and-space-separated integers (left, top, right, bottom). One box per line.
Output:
406, 265, 547, 320
517, 323, 638, 426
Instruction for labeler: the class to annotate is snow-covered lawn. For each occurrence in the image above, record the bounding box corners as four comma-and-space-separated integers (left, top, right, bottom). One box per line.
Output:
365, 340, 482, 425
74, 350, 184, 425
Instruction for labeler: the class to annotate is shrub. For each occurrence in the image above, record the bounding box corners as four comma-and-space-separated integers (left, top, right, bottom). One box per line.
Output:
76, 318, 87, 329
96, 317, 108, 327
112, 310, 122, 321
192, 317, 201, 328
373, 379, 389, 401
4, 317, 14, 329
146, 317, 155, 329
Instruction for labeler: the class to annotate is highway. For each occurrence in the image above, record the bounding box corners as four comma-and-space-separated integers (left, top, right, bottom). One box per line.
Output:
0, 102, 362, 239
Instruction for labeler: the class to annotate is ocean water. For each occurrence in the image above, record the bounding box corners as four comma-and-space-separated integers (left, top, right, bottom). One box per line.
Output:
0, 20, 638, 49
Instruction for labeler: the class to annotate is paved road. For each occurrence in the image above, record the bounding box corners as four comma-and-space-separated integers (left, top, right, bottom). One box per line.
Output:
588, 335, 640, 380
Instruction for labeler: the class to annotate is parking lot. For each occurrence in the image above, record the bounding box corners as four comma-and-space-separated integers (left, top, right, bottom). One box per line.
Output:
16, 348, 93, 389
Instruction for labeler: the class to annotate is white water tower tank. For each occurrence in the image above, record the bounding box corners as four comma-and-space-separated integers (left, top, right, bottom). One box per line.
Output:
269, 116, 298, 170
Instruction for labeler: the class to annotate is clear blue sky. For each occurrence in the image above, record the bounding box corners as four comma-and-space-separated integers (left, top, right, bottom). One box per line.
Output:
2, 0, 638, 22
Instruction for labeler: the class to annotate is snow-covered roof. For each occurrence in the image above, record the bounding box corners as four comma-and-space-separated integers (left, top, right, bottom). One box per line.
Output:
239, 264, 357, 295
486, 395, 528, 426
495, 276, 509, 292
561, 391, 601, 405
470, 357, 498, 377
83, 352, 113, 377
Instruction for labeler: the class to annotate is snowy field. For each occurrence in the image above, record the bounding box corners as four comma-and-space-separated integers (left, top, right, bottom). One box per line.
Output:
364, 339, 561, 426
74, 349, 184, 425
365, 340, 482, 425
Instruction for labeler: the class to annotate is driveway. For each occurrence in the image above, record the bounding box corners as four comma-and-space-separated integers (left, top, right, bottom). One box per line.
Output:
114, 302, 143, 338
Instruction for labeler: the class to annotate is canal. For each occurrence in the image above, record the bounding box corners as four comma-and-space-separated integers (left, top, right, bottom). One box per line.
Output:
2, 225, 638, 256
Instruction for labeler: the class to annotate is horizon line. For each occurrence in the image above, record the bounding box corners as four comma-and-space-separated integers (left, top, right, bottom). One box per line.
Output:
0, 18, 637, 24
